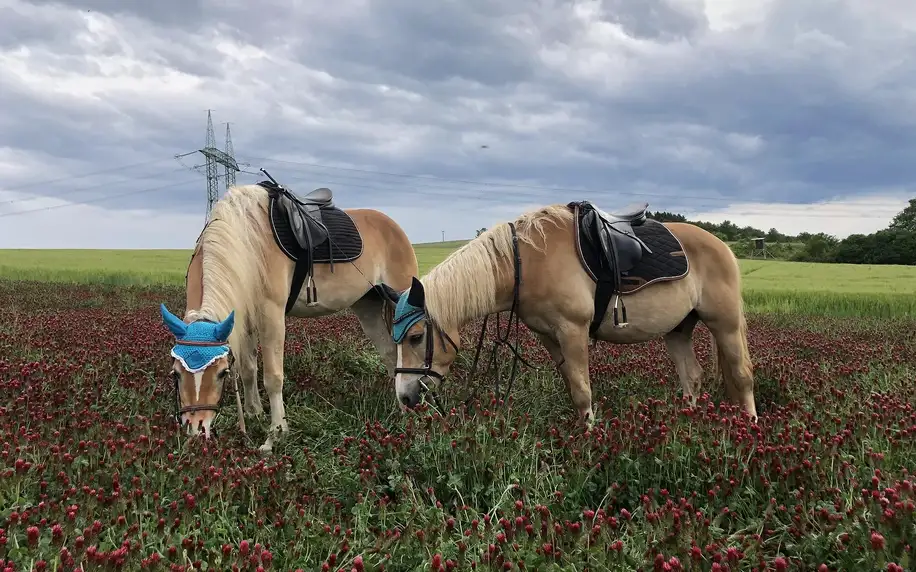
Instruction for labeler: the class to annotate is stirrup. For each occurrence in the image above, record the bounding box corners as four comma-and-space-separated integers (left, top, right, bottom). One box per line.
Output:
612, 294, 628, 328
305, 275, 320, 306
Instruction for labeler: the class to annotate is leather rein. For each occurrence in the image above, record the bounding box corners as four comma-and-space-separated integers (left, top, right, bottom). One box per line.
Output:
396, 222, 544, 413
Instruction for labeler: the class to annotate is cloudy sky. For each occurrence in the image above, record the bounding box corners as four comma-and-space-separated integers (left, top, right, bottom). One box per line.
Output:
1, 0, 914, 248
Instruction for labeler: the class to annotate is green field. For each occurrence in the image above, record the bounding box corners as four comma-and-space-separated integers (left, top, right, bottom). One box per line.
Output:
1, 244, 915, 318
0, 242, 468, 285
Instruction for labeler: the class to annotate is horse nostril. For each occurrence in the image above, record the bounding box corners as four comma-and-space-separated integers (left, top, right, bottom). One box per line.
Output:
400, 395, 412, 406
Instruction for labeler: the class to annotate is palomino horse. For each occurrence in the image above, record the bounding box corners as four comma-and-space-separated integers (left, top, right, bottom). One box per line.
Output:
159, 179, 418, 451
377, 200, 757, 426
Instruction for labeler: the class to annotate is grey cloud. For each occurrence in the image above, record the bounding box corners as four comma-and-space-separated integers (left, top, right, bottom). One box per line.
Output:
22, 0, 206, 29
2, 0, 916, 244
599, 0, 709, 42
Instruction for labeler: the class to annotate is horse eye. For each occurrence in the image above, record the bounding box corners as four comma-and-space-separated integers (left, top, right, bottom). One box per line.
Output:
408, 333, 424, 344
219, 369, 231, 379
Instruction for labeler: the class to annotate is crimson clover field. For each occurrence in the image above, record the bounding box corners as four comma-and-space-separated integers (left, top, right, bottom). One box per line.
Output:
0, 278, 914, 572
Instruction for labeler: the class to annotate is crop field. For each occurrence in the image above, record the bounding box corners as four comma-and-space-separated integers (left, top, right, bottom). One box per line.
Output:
2, 246, 916, 319
1, 250, 915, 571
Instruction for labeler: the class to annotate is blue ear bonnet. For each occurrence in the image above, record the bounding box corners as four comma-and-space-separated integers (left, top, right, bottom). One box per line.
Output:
391, 292, 425, 343
160, 304, 235, 373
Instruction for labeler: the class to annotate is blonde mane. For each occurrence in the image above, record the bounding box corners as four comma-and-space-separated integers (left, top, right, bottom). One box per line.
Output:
186, 184, 274, 349
422, 204, 571, 332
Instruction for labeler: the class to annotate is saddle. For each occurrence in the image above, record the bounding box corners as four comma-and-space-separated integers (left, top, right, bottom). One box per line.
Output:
271, 184, 333, 252
258, 180, 335, 313
568, 200, 653, 336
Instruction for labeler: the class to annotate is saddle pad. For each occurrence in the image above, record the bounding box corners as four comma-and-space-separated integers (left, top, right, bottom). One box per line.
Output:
575, 216, 689, 294
269, 204, 363, 263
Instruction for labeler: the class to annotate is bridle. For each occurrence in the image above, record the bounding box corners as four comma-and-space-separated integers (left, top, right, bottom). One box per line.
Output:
392, 305, 458, 413
169, 336, 236, 423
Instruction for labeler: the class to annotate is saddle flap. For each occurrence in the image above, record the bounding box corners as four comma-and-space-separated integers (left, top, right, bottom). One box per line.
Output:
283, 196, 329, 251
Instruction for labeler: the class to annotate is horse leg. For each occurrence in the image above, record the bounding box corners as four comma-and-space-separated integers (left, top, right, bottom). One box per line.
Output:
534, 324, 594, 426
257, 302, 289, 452
663, 312, 704, 408
238, 321, 263, 418
701, 315, 758, 422
351, 293, 397, 379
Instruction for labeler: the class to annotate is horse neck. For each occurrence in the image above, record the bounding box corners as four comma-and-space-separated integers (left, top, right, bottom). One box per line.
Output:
423, 242, 518, 332
184, 244, 235, 324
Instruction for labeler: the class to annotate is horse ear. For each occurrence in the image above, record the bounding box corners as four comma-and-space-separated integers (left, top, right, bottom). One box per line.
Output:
374, 283, 401, 304
406, 276, 425, 308
160, 304, 187, 338
213, 310, 235, 342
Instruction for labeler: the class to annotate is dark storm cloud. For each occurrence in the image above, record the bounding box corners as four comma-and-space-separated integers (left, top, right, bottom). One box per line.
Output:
2, 0, 915, 242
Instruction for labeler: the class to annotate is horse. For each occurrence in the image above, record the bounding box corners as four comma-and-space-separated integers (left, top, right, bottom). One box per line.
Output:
158, 179, 418, 452
376, 200, 757, 426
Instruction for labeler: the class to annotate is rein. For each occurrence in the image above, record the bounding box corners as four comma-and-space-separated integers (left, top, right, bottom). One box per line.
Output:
404, 222, 545, 414
463, 222, 545, 406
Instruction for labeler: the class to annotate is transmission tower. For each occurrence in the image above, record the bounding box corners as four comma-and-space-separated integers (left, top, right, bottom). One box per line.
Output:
173, 110, 246, 220
199, 110, 239, 218
224, 123, 236, 190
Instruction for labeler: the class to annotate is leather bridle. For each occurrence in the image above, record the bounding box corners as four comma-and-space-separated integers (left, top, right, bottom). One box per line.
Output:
169, 336, 235, 422
392, 304, 459, 412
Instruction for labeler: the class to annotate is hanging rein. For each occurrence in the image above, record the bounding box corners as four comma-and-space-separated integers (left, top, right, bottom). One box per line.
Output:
404, 222, 546, 414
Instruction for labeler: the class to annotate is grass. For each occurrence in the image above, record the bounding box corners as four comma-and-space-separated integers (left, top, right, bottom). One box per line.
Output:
2, 244, 915, 319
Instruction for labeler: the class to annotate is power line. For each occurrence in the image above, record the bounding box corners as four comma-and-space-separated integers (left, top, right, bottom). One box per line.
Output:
0, 178, 200, 220
236, 166, 899, 219
241, 155, 910, 210
0, 165, 193, 206
0, 168, 899, 222
0, 157, 176, 194
0, 160, 904, 223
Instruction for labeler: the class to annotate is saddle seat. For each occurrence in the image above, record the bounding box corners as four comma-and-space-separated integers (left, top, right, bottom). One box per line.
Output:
291, 186, 334, 208
599, 202, 649, 224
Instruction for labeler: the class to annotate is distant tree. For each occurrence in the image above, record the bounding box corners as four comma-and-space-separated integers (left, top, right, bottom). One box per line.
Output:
833, 228, 916, 265
766, 227, 785, 243
888, 198, 916, 233
793, 233, 840, 262
718, 220, 739, 241
475, 227, 487, 237
649, 211, 687, 223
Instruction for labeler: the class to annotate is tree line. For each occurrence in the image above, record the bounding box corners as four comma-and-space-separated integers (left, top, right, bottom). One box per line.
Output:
648, 198, 916, 265
471, 199, 914, 265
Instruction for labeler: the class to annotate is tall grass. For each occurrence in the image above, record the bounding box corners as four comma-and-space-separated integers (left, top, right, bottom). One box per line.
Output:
742, 289, 915, 319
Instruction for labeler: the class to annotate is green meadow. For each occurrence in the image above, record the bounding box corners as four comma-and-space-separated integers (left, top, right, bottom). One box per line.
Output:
1, 243, 914, 318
